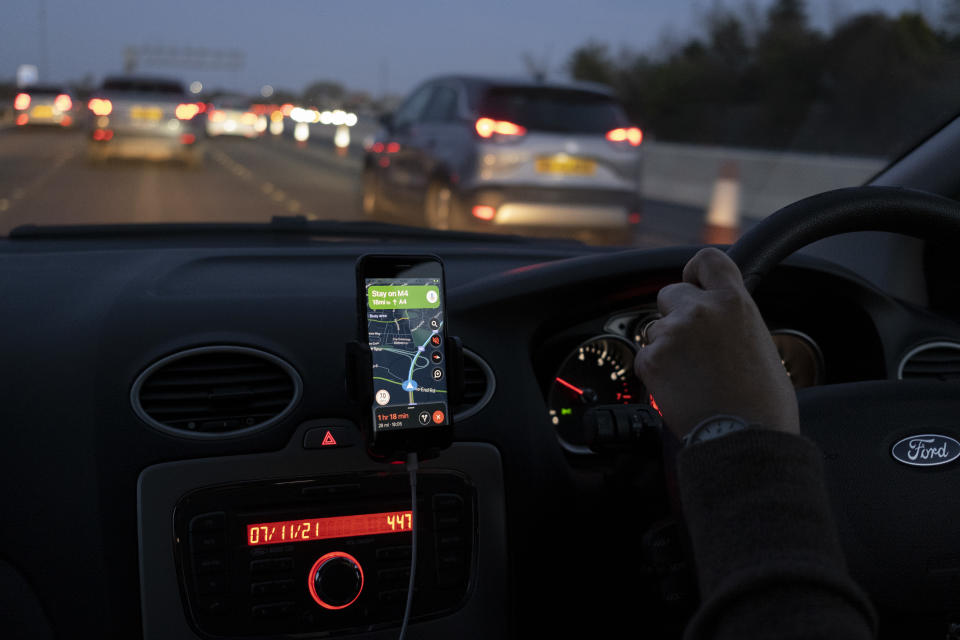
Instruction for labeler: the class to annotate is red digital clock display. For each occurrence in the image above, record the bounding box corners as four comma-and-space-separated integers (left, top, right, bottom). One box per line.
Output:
246, 510, 413, 546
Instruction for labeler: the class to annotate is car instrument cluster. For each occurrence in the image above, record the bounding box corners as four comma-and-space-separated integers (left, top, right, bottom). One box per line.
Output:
174, 471, 474, 637
544, 309, 824, 452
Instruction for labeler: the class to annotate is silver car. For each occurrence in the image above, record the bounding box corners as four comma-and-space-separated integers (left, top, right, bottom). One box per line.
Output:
362, 76, 643, 242
12, 85, 77, 127
86, 76, 204, 166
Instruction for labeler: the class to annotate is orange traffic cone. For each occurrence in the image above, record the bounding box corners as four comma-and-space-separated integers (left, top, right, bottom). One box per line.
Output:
703, 160, 740, 245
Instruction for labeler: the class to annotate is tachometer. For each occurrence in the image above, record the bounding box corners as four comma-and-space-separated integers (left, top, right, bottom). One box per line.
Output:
547, 336, 645, 449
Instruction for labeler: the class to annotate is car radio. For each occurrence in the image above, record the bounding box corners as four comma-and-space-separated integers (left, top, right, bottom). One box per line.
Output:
173, 470, 475, 637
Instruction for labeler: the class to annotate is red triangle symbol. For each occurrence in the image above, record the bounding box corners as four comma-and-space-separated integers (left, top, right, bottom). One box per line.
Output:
321, 430, 337, 447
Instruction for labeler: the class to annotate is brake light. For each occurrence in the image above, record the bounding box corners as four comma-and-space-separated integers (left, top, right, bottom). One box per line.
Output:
92, 128, 114, 141
472, 205, 496, 221
88, 98, 112, 116
209, 110, 225, 122
176, 103, 200, 120
606, 127, 643, 146
54, 94, 72, 111
14, 93, 30, 110
371, 142, 384, 153
195, 102, 207, 114
180, 133, 196, 145
475, 118, 526, 139
16, 113, 28, 126
386, 141, 400, 153
240, 112, 257, 126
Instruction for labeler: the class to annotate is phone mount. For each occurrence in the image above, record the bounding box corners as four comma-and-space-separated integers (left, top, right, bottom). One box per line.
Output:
345, 336, 464, 462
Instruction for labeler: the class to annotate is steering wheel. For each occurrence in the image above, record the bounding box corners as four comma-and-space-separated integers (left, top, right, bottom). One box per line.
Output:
724, 186, 960, 616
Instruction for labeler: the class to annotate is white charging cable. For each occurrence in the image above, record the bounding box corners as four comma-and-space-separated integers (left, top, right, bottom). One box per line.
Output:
397, 451, 419, 640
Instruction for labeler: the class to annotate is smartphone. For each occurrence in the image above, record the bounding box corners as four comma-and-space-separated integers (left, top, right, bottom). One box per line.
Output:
356, 255, 452, 455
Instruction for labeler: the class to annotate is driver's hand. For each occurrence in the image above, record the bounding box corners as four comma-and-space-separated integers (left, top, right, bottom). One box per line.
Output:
635, 248, 799, 440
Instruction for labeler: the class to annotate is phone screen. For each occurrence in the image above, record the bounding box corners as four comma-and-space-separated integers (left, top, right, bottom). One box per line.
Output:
364, 270, 448, 435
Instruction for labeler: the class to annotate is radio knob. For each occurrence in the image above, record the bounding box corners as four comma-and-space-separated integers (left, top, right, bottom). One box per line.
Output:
308, 552, 364, 610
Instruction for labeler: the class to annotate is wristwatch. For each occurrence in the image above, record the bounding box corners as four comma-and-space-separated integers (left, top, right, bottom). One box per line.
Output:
682, 415, 751, 447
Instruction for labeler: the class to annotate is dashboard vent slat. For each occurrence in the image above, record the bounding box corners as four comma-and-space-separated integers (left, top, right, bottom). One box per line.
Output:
453, 348, 496, 421
132, 346, 302, 439
898, 342, 960, 382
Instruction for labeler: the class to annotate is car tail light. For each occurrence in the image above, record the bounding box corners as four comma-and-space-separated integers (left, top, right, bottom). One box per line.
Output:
629, 212, 642, 225
14, 93, 30, 110
475, 118, 526, 139
176, 103, 200, 120
371, 142, 384, 153
385, 141, 400, 153
60, 116, 73, 127
88, 98, 112, 116
16, 113, 28, 126
195, 102, 207, 114
54, 94, 72, 111
240, 112, 257, 126
209, 110, 225, 122
92, 129, 114, 141
472, 205, 496, 221
606, 127, 643, 147
180, 133, 196, 145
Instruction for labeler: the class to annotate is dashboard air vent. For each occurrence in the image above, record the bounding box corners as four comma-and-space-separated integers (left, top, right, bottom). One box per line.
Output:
453, 348, 496, 421
132, 346, 302, 439
898, 342, 960, 381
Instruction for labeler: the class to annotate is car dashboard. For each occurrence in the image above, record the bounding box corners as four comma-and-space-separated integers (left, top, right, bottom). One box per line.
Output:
1, 232, 957, 639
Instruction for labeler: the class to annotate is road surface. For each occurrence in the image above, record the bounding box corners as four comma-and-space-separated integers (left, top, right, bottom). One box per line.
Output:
0, 127, 705, 245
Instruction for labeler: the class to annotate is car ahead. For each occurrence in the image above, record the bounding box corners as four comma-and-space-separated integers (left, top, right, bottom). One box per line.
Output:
361, 76, 643, 243
205, 95, 265, 138
12, 85, 77, 128
85, 76, 204, 166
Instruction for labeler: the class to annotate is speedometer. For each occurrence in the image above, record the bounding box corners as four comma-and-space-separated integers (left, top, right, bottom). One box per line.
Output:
547, 336, 645, 448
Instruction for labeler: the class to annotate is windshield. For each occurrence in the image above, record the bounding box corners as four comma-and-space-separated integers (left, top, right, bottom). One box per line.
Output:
2, 0, 958, 246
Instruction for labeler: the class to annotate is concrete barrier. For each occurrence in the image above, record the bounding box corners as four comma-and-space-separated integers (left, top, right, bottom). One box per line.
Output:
642, 140, 886, 219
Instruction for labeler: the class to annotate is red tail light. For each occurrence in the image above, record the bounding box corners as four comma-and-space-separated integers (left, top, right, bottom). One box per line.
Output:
475, 117, 526, 139
606, 127, 643, 147
88, 98, 112, 116
54, 94, 72, 111
16, 113, 28, 126
371, 142, 384, 153
176, 103, 200, 120
180, 133, 196, 145
209, 110, 225, 122
472, 205, 496, 221
92, 129, 114, 141
195, 102, 207, 114
385, 141, 400, 153
14, 93, 30, 110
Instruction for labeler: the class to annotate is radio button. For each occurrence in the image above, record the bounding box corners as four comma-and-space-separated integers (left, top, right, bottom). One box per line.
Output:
194, 555, 226, 574
190, 532, 224, 553
250, 557, 294, 574
303, 426, 358, 449
189, 512, 225, 532
251, 601, 295, 619
196, 573, 226, 595
437, 533, 465, 550
375, 546, 412, 561
197, 598, 229, 616
251, 579, 294, 596
432, 494, 463, 511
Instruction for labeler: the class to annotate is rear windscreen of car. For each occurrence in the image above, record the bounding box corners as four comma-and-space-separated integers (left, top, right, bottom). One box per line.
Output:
101, 79, 185, 94
478, 87, 628, 134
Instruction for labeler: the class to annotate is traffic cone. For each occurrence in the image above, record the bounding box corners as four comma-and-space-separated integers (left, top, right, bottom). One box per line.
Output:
703, 160, 740, 245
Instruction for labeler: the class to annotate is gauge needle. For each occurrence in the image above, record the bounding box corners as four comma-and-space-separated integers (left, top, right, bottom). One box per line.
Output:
555, 377, 584, 395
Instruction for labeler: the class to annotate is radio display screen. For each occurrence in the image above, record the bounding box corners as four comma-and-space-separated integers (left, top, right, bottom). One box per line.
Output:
246, 510, 413, 546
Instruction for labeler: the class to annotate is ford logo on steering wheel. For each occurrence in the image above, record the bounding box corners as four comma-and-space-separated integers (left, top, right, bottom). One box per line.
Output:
891, 434, 960, 467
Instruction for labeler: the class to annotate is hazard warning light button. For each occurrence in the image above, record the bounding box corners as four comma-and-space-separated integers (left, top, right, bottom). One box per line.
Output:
303, 426, 358, 450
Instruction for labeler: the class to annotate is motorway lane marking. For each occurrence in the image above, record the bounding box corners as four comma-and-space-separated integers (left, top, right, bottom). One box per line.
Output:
0, 148, 76, 216
209, 144, 308, 217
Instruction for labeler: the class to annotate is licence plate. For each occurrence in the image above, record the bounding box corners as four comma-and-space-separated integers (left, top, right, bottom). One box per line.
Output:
131, 106, 164, 122
535, 155, 596, 176
31, 106, 53, 118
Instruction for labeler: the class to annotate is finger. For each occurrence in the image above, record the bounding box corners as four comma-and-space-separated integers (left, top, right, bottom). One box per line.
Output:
682, 247, 745, 291
656, 282, 701, 316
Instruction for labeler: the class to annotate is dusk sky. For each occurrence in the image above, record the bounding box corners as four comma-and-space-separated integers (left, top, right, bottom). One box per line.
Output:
1, 0, 933, 97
